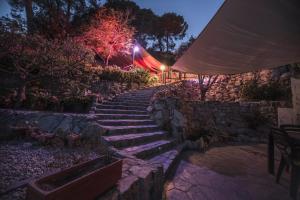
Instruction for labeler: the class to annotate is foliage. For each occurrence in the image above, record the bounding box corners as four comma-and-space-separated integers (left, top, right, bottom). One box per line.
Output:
198, 75, 219, 101
176, 36, 196, 59
148, 75, 159, 85
131, 68, 151, 85
240, 80, 291, 101
76, 8, 135, 65
148, 51, 177, 66
153, 13, 188, 52
104, 0, 188, 52
153, 81, 200, 101
97, 66, 153, 85
8, 0, 102, 38
0, 25, 95, 107
8, 0, 189, 56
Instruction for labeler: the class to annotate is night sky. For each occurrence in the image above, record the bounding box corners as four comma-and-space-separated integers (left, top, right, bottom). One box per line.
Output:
0, 0, 224, 43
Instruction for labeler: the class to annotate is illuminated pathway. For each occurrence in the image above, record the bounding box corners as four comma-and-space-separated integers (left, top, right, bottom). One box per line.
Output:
95, 87, 180, 176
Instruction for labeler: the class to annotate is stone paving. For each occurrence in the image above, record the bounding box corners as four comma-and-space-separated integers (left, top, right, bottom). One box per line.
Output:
165, 144, 296, 200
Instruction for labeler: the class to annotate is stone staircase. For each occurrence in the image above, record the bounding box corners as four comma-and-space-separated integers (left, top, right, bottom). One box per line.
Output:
94, 87, 180, 175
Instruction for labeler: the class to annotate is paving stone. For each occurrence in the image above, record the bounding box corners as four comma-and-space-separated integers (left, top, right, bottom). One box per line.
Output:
165, 145, 294, 200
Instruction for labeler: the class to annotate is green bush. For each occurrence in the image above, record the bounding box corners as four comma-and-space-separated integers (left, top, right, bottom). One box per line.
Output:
99, 66, 125, 82
240, 80, 291, 101
98, 66, 152, 86
148, 75, 159, 85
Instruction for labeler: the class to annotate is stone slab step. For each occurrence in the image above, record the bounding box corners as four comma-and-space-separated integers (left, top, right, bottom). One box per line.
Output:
98, 119, 155, 126
103, 101, 149, 107
95, 109, 147, 115
114, 96, 151, 100
112, 99, 150, 104
148, 149, 180, 176
95, 114, 150, 120
117, 95, 152, 98
102, 125, 160, 135
102, 131, 167, 148
96, 104, 146, 110
120, 140, 175, 159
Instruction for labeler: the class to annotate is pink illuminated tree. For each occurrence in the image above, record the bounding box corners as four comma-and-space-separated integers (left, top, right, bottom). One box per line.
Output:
77, 8, 135, 66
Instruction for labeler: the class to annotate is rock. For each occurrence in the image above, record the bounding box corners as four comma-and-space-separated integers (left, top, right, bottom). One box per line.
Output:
154, 111, 163, 120
147, 106, 153, 112
81, 122, 106, 140
38, 115, 65, 132
51, 136, 65, 147
184, 140, 199, 150
67, 133, 81, 147
280, 72, 291, 81
153, 102, 164, 110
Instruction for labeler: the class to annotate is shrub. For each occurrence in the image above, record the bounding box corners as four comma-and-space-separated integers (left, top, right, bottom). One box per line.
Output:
61, 96, 93, 113
99, 66, 125, 82
153, 80, 200, 101
131, 68, 151, 85
0, 27, 96, 109
149, 75, 159, 85
97, 66, 152, 86
240, 80, 291, 101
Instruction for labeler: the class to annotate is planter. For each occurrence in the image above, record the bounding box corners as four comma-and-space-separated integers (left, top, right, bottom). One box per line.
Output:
26, 156, 122, 200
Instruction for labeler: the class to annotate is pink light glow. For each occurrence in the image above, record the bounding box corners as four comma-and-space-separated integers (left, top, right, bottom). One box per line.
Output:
133, 46, 139, 53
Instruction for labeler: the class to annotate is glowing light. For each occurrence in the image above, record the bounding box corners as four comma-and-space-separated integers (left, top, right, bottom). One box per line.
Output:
133, 46, 139, 53
160, 65, 166, 71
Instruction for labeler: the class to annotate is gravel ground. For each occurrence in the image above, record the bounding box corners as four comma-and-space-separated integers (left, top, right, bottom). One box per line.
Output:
0, 140, 100, 200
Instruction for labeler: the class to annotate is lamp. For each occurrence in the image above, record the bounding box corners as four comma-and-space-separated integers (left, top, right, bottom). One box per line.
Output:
160, 65, 166, 84
132, 45, 139, 66
133, 46, 139, 53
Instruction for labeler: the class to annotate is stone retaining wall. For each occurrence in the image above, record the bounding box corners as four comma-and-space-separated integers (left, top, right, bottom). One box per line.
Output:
0, 109, 106, 149
150, 98, 289, 147
206, 66, 292, 101
0, 109, 165, 199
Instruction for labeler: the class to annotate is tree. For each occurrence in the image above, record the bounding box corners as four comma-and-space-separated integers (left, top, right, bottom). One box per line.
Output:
176, 36, 195, 59
152, 13, 188, 53
197, 74, 219, 101
161, 13, 188, 52
0, 25, 94, 106
23, 0, 34, 32
8, 0, 102, 38
104, 0, 157, 47
77, 8, 135, 65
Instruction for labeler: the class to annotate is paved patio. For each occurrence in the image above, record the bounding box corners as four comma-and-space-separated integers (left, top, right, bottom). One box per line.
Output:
165, 144, 297, 200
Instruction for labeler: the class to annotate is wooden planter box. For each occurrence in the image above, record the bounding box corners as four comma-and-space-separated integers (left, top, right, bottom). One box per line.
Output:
26, 156, 122, 200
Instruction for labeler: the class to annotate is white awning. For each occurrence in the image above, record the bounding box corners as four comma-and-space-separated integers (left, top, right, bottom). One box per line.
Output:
172, 0, 300, 75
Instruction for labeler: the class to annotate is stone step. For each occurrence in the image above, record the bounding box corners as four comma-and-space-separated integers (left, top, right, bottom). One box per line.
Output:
120, 140, 175, 159
98, 119, 155, 126
115, 95, 152, 100
148, 149, 180, 176
95, 109, 147, 115
112, 99, 150, 104
118, 94, 152, 98
95, 114, 150, 120
114, 97, 151, 102
103, 101, 149, 107
103, 125, 160, 135
96, 104, 146, 111
102, 131, 167, 148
